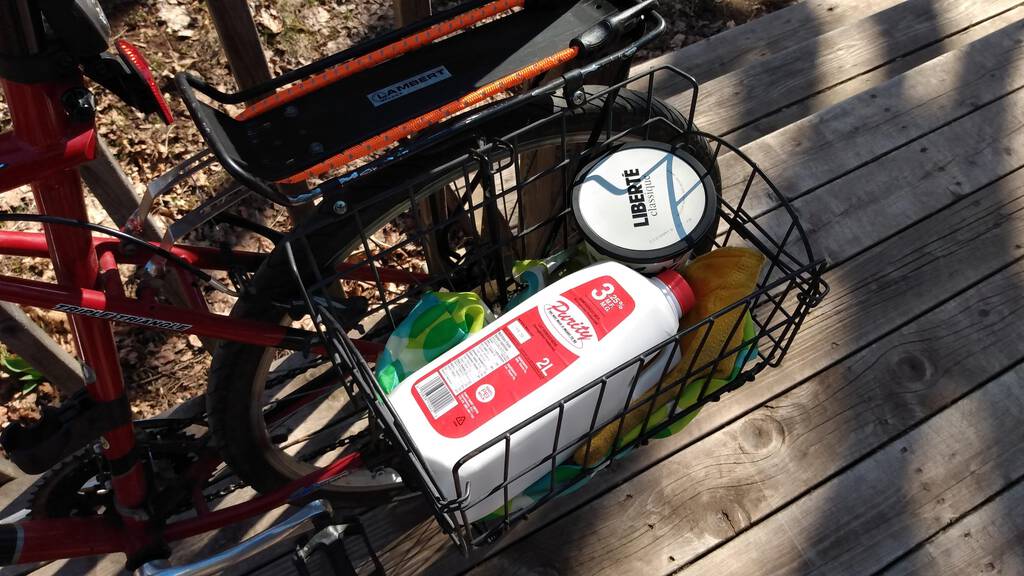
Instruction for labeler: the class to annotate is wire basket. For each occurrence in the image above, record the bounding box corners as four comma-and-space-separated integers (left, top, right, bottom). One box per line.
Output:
280, 66, 828, 552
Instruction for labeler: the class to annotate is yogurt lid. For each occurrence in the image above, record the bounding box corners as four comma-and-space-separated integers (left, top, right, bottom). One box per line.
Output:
571, 142, 718, 264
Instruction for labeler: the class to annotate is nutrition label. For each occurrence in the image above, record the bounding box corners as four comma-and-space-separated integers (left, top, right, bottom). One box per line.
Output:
440, 331, 519, 395
412, 275, 635, 438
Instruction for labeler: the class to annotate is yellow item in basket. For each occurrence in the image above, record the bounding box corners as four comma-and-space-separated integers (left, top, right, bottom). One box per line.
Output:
678, 246, 765, 380
572, 247, 765, 467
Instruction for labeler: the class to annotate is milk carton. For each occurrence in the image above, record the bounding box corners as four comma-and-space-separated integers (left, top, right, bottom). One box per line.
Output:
386, 261, 694, 522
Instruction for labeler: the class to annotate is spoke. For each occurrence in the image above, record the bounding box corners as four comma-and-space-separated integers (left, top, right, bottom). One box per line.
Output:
264, 368, 343, 422
265, 356, 329, 390
280, 413, 369, 452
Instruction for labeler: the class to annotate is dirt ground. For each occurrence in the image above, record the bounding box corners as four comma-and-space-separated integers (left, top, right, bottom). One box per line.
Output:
0, 0, 794, 425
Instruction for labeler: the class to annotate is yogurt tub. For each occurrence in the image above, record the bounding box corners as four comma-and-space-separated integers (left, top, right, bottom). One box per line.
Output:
571, 141, 719, 274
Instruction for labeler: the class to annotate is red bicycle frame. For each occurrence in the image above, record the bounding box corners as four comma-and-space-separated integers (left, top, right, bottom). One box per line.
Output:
0, 7, 386, 569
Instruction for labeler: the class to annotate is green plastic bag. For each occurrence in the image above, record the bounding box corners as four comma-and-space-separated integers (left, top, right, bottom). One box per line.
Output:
375, 291, 494, 394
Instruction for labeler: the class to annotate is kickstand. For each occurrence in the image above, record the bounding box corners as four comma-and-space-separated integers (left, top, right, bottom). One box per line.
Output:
292, 515, 384, 576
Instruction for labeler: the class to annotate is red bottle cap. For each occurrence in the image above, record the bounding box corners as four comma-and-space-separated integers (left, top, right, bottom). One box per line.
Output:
655, 269, 696, 314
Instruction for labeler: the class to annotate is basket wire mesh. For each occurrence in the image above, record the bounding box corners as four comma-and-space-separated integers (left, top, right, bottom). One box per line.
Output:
281, 65, 828, 551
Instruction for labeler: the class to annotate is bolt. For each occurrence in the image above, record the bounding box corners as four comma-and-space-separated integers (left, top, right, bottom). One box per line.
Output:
284, 105, 299, 118
61, 88, 96, 124
571, 90, 586, 106
57, 53, 75, 71
309, 142, 324, 155
332, 200, 348, 215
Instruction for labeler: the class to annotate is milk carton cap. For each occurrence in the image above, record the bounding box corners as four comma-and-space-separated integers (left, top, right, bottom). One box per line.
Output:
653, 269, 695, 317
572, 142, 718, 273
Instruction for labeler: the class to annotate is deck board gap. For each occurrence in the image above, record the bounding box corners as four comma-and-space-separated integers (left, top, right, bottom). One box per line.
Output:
460, 174, 1024, 572
671, 354, 1024, 574
868, 470, 1024, 576
719, 0, 1024, 139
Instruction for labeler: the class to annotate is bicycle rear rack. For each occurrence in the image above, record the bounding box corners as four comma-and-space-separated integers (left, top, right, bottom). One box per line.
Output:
174, 0, 665, 206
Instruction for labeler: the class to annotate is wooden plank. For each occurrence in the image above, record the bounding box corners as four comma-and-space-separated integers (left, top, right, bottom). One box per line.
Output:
394, 0, 430, 27
880, 478, 1024, 576
466, 234, 1024, 575
682, 364, 1024, 576
0, 302, 84, 396
387, 144, 1024, 575
17, 554, 125, 575
659, 0, 1024, 138
794, 87, 1024, 262
633, 0, 903, 85
170, 490, 289, 561
715, 16, 1024, 225
726, 4, 1024, 146
369, 36, 1024, 573
0, 459, 21, 486
205, 0, 272, 97
204, 0, 313, 223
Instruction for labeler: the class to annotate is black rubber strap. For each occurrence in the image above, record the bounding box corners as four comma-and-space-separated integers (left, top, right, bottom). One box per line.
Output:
0, 525, 22, 565
82, 392, 133, 434
107, 448, 140, 477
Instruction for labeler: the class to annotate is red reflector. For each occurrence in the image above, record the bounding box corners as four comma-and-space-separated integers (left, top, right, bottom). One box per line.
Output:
115, 39, 174, 125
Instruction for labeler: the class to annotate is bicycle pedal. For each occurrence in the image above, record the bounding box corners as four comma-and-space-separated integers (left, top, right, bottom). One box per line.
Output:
292, 517, 383, 576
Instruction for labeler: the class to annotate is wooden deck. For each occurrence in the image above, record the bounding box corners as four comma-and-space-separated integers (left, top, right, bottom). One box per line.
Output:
370, 1, 1024, 574
5, 0, 1024, 573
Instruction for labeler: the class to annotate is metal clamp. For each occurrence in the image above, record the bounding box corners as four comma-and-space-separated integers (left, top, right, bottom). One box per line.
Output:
293, 515, 384, 576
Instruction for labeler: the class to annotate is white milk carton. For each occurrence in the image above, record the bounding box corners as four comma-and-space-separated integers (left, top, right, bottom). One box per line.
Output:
386, 261, 694, 522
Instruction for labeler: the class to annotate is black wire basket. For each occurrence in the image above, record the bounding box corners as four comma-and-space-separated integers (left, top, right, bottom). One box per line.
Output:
281, 65, 828, 553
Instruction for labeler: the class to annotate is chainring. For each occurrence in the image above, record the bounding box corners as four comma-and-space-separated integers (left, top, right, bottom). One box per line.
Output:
29, 449, 113, 519
28, 422, 205, 520
29, 356, 405, 520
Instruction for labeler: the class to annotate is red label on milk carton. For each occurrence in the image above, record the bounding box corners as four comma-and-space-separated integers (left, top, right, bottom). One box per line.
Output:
411, 275, 635, 438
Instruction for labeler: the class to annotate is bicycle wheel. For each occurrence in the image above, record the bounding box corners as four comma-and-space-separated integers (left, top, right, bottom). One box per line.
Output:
206, 86, 721, 503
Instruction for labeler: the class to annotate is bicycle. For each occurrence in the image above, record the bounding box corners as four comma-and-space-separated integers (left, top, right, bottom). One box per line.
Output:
0, 0, 826, 573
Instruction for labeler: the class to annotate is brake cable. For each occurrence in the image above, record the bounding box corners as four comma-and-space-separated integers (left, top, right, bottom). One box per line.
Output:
0, 213, 240, 296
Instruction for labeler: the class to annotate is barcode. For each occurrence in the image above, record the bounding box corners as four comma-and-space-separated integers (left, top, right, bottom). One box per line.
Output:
416, 373, 457, 419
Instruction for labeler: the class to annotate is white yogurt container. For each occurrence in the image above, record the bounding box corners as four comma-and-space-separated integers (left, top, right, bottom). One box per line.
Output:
571, 141, 718, 274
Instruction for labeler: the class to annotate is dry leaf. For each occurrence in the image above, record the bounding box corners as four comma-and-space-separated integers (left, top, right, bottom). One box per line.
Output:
157, 5, 193, 38
257, 9, 284, 35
